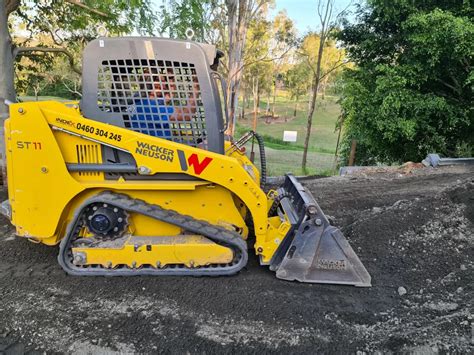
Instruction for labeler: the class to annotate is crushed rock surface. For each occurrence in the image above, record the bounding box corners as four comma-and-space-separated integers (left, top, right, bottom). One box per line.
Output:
0, 165, 472, 353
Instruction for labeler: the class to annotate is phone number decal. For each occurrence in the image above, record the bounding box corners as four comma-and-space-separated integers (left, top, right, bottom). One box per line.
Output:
54, 118, 122, 142
76, 123, 122, 142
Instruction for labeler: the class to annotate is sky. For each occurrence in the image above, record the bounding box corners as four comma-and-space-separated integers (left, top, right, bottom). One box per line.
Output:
272, 0, 357, 34
149, 0, 359, 37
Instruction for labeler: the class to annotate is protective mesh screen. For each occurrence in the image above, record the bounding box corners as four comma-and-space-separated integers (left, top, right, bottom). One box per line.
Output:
97, 59, 207, 148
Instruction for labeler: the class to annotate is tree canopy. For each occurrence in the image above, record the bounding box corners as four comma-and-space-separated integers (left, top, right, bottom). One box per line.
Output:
1, 0, 157, 110
337, 0, 473, 164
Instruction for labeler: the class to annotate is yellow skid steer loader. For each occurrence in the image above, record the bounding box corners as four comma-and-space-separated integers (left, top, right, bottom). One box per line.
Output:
1, 37, 371, 286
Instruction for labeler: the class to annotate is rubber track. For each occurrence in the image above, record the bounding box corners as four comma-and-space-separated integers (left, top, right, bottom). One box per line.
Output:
58, 191, 248, 276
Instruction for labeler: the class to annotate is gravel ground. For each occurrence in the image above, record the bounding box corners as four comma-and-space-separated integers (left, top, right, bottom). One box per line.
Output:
0, 165, 472, 354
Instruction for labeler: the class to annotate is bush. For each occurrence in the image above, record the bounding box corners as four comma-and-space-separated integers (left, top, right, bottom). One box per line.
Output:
337, 5, 473, 164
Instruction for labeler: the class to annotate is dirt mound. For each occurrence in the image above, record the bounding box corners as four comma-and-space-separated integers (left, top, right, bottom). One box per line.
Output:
340, 162, 427, 178
0, 166, 472, 353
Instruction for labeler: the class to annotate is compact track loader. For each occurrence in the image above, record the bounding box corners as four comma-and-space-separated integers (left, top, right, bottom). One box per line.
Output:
1, 37, 371, 286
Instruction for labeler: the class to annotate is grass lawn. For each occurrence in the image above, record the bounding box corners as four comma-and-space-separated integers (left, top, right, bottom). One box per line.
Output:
237, 90, 341, 175
237, 91, 340, 153
19, 96, 73, 102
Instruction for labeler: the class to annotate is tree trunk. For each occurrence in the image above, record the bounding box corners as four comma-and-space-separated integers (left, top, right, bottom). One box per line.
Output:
348, 139, 357, 166
333, 121, 343, 171
225, 0, 250, 136
265, 91, 270, 114
321, 76, 329, 100
0, 0, 17, 176
241, 90, 246, 119
302, 34, 325, 171
256, 91, 260, 114
293, 97, 298, 117
252, 76, 258, 131
0, 1, 15, 118
252, 100, 258, 131
271, 82, 276, 117
307, 88, 312, 111
233, 93, 239, 133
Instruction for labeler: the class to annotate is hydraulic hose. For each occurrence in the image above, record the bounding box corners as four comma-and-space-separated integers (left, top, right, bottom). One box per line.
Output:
253, 132, 266, 187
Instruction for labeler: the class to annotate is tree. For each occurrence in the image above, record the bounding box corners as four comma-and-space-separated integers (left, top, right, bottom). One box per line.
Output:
247, 60, 273, 129
301, 0, 347, 172
337, 1, 473, 164
233, 8, 295, 132
240, 15, 273, 127
159, 0, 217, 41
16, 52, 83, 100
0, 0, 17, 119
0, 0, 157, 173
285, 62, 311, 117
0, 0, 157, 117
268, 10, 296, 117
225, 0, 272, 135
154, 0, 288, 135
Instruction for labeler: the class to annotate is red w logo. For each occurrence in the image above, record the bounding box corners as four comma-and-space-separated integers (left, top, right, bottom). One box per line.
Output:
187, 153, 213, 175
177, 149, 213, 175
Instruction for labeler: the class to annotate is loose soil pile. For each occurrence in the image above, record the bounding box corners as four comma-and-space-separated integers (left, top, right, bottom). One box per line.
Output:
0, 166, 472, 354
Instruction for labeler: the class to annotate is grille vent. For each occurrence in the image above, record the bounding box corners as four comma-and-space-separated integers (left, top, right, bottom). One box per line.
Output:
76, 144, 100, 176
97, 59, 207, 148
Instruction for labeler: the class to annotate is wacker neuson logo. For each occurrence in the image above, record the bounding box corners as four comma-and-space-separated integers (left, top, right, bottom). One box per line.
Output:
135, 141, 174, 162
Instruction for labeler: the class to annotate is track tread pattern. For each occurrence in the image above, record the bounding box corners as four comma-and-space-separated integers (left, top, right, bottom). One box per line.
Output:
58, 191, 248, 276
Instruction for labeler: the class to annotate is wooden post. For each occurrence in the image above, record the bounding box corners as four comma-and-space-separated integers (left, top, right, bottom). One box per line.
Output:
348, 139, 357, 166
333, 123, 343, 171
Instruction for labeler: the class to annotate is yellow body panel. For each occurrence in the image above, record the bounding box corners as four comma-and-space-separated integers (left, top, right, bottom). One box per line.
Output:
5, 101, 286, 264
73, 235, 233, 268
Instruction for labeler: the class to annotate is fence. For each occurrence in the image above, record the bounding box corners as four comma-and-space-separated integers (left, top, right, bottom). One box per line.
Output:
250, 145, 337, 176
